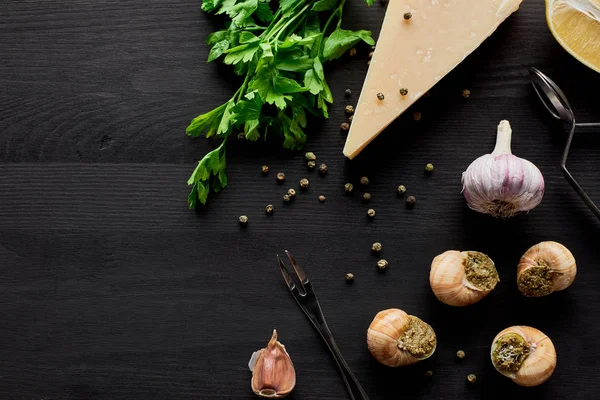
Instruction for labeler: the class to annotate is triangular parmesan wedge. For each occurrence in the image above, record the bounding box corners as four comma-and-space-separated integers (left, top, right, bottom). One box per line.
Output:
343, 0, 523, 159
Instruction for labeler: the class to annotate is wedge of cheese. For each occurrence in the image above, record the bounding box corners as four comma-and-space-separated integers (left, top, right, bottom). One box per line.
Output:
343, 0, 523, 159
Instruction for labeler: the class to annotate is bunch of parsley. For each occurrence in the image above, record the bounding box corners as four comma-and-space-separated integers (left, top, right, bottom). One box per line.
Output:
187, 0, 375, 208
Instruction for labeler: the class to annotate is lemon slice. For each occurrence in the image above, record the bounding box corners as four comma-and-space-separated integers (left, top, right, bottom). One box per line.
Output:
546, 0, 600, 72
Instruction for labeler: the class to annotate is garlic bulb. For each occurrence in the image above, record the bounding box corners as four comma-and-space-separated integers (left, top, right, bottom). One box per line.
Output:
430, 250, 499, 306
248, 330, 295, 398
491, 326, 556, 387
517, 241, 576, 297
367, 309, 437, 367
462, 120, 545, 218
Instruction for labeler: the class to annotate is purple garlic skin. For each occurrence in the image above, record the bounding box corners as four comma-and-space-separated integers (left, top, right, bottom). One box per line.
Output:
462, 121, 545, 218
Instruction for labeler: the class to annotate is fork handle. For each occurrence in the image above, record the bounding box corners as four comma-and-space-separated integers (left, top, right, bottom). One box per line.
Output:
321, 331, 371, 400
306, 310, 370, 400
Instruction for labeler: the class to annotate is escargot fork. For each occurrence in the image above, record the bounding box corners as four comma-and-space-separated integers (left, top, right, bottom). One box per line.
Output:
278, 251, 371, 400
529, 67, 600, 219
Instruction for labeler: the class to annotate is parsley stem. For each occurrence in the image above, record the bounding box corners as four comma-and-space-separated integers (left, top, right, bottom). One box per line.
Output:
322, 0, 346, 36
262, 9, 282, 39
273, 3, 311, 47
236, 73, 251, 103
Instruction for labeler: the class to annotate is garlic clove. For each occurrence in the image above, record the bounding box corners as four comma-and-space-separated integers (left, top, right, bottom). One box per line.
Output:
517, 241, 576, 297
367, 309, 437, 367
249, 330, 296, 398
430, 250, 499, 306
491, 326, 556, 387
461, 120, 545, 218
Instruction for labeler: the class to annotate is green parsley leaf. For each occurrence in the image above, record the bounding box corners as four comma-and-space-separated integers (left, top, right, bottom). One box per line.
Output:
279, 33, 318, 49
201, 0, 221, 12
223, 42, 260, 64
244, 119, 261, 140
217, 99, 237, 136
273, 75, 306, 94
206, 30, 228, 46
313, 57, 324, 80
304, 69, 322, 95
311, 0, 339, 12
187, 142, 227, 207
274, 50, 314, 72
214, 0, 237, 15
186, 102, 229, 138
255, 1, 274, 22
266, 91, 290, 110
323, 28, 375, 60
208, 39, 230, 62
280, 0, 302, 16
231, 94, 263, 123
239, 31, 259, 43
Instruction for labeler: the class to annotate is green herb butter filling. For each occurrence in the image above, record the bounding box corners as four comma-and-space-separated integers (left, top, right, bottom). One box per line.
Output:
397, 316, 436, 359
464, 252, 500, 291
518, 262, 560, 297
492, 333, 531, 374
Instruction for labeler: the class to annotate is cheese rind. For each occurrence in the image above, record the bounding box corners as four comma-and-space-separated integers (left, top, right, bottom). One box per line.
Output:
343, 0, 523, 159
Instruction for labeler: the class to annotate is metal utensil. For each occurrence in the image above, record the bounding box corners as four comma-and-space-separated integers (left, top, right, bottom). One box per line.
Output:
278, 250, 371, 400
529, 67, 600, 219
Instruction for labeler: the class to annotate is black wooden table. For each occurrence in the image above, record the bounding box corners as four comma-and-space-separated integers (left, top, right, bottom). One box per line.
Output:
1, 1, 599, 399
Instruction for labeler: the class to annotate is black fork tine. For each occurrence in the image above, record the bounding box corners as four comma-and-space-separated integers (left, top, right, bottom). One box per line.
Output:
285, 250, 309, 286
278, 255, 299, 295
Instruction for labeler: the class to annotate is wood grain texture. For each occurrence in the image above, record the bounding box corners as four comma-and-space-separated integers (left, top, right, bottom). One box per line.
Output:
1, 0, 600, 399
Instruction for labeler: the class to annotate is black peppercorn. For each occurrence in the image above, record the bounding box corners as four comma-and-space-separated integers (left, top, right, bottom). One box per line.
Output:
377, 92, 385, 100
287, 188, 296, 198
360, 176, 369, 185
397, 185, 407, 195
276, 172, 285, 183
318, 163, 328, 176
404, 11, 412, 19
345, 105, 354, 115
406, 195, 416, 207
299, 178, 309, 189
367, 208, 376, 218
400, 87, 408, 96
265, 205, 274, 215
363, 192, 371, 203
340, 122, 350, 132
318, 195, 326, 203
283, 194, 291, 203
344, 183, 354, 193
261, 165, 269, 174
307, 160, 316, 170
305, 152, 316, 161
239, 215, 248, 226
345, 89, 352, 97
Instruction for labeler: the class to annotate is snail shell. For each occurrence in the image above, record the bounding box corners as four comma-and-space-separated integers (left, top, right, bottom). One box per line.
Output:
430, 250, 499, 306
367, 308, 437, 367
517, 241, 576, 297
491, 326, 556, 387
